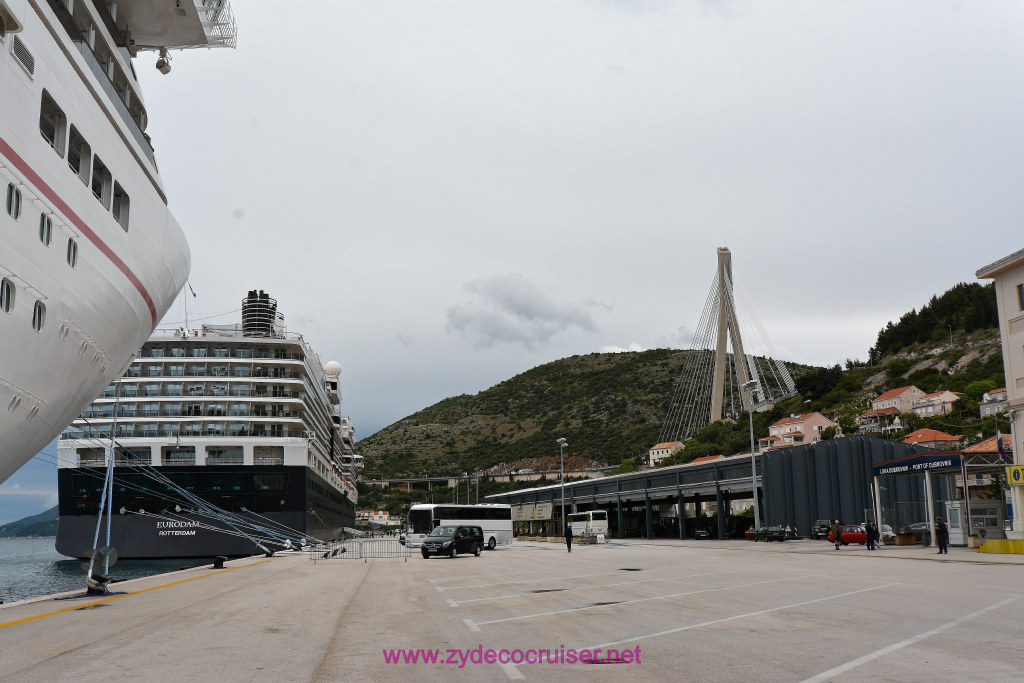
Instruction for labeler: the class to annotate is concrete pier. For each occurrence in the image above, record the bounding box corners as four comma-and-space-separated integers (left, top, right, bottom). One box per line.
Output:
2, 540, 1023, 681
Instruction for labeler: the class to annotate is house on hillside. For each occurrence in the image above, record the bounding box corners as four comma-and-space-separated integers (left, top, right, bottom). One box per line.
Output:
758, 412, 837, 451
911, 390, 961, 417
902, 428, 960, 449
689, 455, 724, 464
980, 388, 1008, 417
648, 441, 683, 467
860, 385, 923, 433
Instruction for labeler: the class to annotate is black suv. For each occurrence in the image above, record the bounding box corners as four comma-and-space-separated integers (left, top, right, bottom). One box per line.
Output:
812, 520, 832, 540
421, 525, 484, 558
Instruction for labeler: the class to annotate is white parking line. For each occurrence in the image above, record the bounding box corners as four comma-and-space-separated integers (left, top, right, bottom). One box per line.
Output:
449, 569, 739, 606
800, 595, 1022, 683
586, 583, 901, 650
472, 574, 821, 628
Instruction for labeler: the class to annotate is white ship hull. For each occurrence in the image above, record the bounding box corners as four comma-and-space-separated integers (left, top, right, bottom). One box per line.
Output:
0, 0, 235, 483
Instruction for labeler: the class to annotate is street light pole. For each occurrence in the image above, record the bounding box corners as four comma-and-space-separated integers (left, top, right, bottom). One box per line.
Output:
742, 380, 761, 528
557, 438, 567, 532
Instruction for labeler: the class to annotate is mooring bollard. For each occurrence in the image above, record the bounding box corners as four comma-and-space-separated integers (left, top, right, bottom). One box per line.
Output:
213, 556, 227, 569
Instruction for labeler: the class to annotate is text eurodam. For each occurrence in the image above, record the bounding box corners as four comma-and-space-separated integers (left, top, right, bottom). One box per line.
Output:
156, 520, 199, 536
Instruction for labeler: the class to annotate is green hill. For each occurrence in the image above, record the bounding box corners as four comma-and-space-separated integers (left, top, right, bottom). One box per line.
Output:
358, 281, 1005, 482
358, 349, 812, 479
0, 505, 58, 538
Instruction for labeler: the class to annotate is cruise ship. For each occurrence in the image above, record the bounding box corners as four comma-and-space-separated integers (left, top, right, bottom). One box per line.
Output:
0, 1, 236, 484
55, 290, 361, 559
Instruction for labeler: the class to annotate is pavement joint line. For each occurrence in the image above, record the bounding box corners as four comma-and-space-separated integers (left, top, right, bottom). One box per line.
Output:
434, 569, 643, 592
473, 573, 820, 628
0, 558, 274, 631
800, 595, 1022, 683
464, 618, 479, 633
499, 661, 525, 680
586, 582, 903, 651
449, 569, 741, 606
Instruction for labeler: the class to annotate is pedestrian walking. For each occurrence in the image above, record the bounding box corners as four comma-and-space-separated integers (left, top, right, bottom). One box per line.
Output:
565, 523, 573, 553
831, 520, 843, 550
865, 522, 876, 550
935, 516, 949, 554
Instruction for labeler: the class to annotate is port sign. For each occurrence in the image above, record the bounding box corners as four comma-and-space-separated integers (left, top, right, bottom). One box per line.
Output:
1007, 466, 1024, 486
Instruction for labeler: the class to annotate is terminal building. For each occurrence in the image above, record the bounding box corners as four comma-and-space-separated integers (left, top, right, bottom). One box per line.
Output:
485, 435, 1008, 546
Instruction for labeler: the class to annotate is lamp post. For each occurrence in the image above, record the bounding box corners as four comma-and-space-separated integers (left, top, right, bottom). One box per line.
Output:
557, 438, 567, 532
741, 380, 761, 528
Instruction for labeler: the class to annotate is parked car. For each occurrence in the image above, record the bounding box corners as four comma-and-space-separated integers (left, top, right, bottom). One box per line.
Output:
753, 525, 787, 542
420, 525, 484, 558
828, 524, 867, 545
694, 528, 711, 539
811, 519, 832, 540
880, 524, 896, 544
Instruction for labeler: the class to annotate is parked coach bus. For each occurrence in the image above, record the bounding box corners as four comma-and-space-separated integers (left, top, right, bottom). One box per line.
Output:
569, 510, 609, 537
404, 504, 513, 550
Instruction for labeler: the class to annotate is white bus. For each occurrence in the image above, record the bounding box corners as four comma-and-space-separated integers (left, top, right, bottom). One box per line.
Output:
569, 510, 609, 537
405, 504, 513, 550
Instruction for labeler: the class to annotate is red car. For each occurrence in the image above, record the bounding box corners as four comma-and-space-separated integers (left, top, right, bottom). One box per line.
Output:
828, 525, 867, 545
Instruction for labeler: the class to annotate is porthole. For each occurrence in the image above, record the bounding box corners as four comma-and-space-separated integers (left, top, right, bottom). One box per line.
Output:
67, 238, 78, 268
5, 183, 21, 219
32, 300, 45, 332
0, 278, 13, 313
39, 213, 52, 245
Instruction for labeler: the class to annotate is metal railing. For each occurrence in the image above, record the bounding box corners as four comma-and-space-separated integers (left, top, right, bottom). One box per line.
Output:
310, 538, 410, 563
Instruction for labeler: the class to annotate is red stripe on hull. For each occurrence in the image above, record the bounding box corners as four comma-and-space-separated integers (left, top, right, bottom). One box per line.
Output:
0, 135, 158, 325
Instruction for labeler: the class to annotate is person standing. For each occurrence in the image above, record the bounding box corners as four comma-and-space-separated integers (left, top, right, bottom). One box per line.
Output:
865, 522, 876, 550
831, 520, 843, 550
935, 516, 949, 554
565, 523, 573, 553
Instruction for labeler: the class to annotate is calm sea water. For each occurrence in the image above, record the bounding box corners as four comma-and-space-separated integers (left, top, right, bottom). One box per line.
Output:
0, 537, 210, 604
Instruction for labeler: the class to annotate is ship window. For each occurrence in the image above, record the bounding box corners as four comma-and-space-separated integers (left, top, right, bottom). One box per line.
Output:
162, 448, 195, 466
150, 348, 165, 357
188, 364, 205, 376
66, 238, 78, 268
231, 384, 249, 396
168, 365, 184, 376
39, 214, 52, 245
233, 366, 250, 377
143, 383, 160, 396
0, 278, 13, 313
164, 404, 181, 416
188, 384, 204, 396
211, 365, 228, 376
235, 348, 252, 358
213, 347, 229, 357
147, 365, 162, 377
113, 182, 129, 230
67, 125, 91, 184
117, 424, 134, 437
5, 183, 20, 218
121, 384, 138, 397
39, 91, 67, 156
193, 347, 207, 357
91, 155, 112, 208
31, 300, 45, 331
170, 347, 186, 357
207, 447, 243, 466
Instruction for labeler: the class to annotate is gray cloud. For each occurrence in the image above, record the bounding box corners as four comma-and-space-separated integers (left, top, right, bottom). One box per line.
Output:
447, 274, 598, 349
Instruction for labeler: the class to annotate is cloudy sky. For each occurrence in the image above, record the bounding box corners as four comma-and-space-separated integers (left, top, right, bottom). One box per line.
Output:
3, 0, 1024, 522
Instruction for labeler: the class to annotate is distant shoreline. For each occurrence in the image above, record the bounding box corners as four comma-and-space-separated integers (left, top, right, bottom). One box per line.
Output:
0, 535, 56, 540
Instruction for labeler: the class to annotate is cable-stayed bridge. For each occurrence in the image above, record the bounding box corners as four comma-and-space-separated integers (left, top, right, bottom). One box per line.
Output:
659, 247, 796, 444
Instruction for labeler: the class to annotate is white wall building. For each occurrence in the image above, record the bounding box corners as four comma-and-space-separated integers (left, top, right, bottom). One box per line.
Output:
977, 250, 1024, 541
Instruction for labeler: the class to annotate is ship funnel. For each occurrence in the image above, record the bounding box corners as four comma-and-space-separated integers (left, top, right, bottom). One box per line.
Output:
242, 290, 278, 337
